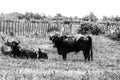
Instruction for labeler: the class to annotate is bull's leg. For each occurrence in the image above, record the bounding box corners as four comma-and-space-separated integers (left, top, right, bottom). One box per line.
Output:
87, 52, 90, 61
62, 54, 67, 60
84, 49, 90, 61
13, 53, 16, 58
83, 51, 87, 62
91, 48, 93, 61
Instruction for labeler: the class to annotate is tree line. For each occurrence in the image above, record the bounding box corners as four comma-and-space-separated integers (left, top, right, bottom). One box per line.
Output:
0, 12, 120, 22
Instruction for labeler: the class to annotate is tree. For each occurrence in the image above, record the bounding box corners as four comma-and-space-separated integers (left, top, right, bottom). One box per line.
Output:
114, 15, 120, 21
33, 13, 42, 20
17, 14, 25, 20
102, 16, 108, 21
54, 13, 64, 20
82, 12, 98, 22
56, 13, 62, 17
25, 12, 34, 20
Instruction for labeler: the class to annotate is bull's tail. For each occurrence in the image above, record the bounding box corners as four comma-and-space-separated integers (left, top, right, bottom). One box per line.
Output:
87, 36, 93, 61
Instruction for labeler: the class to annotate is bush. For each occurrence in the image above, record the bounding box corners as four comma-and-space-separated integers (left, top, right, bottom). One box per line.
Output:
107, 28, 120, 41
77, 23, 102, 35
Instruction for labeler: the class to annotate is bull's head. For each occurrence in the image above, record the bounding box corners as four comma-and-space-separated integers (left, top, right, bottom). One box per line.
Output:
10, 40, 20, 49
11, 42, 18, 47
6, 40, 20, 47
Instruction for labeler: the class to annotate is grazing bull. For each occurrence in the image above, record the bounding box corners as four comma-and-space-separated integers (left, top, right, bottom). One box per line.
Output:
49, 34, 93, 61
37, 48, 48, 59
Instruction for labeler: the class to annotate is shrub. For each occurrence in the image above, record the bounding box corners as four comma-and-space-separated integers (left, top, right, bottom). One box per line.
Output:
77, 23, 102, 35
107, 28, 120, 41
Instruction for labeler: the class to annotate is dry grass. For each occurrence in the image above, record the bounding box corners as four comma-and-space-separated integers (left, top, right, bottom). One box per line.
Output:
0, 35, 120, 80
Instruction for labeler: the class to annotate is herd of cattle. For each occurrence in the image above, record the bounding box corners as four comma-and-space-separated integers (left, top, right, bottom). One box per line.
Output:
0, 34, 93, 62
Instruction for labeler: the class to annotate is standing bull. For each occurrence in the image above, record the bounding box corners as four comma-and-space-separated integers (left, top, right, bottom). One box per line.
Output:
49, 34, 93, 61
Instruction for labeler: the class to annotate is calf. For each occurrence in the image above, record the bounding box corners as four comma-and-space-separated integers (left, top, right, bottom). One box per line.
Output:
37, 48, 48, 59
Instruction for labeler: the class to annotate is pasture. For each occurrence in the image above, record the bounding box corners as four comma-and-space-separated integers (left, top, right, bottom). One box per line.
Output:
0, 35, 120, 80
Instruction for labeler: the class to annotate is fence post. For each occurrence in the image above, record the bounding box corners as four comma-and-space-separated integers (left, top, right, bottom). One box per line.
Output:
4, 22, 6, 34
8, 22, 10, 35
41, 23, 43, 34
23, 22, 25, 35
5, 22, 7, 35
69, 23, 72, 34
11, 22, 14, 35
35, 23, 37, 34
36, 23, 39, 34
17, 22, 19, 36
0, 22, 2, 34
19, 22, 21, 35
47, 23, 51, 34
0, 22, 1, 33
30, 22, 32, 35
43, 23, 45, 34
46, 23, 48, 35
38, 23, 40, 34
26, 22, 28, 35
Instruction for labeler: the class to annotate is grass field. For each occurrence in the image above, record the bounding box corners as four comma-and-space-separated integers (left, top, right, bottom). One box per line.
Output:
0, 35, 120, 80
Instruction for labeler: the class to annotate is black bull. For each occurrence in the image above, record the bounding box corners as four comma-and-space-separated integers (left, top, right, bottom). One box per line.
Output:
49, 35, 93, 61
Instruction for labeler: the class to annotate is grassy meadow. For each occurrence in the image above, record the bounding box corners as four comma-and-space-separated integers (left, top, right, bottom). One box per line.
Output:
0, 35, 120, 80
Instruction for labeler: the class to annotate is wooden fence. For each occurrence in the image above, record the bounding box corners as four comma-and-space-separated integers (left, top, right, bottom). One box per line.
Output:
0, 22, 72, 36
0, 21, 120, 36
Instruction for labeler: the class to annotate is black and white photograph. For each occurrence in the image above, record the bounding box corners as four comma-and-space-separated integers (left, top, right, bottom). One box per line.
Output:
0, 0, 120, 80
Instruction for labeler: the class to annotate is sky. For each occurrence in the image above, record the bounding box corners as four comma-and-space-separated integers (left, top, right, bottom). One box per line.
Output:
0, 0, 120, 18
